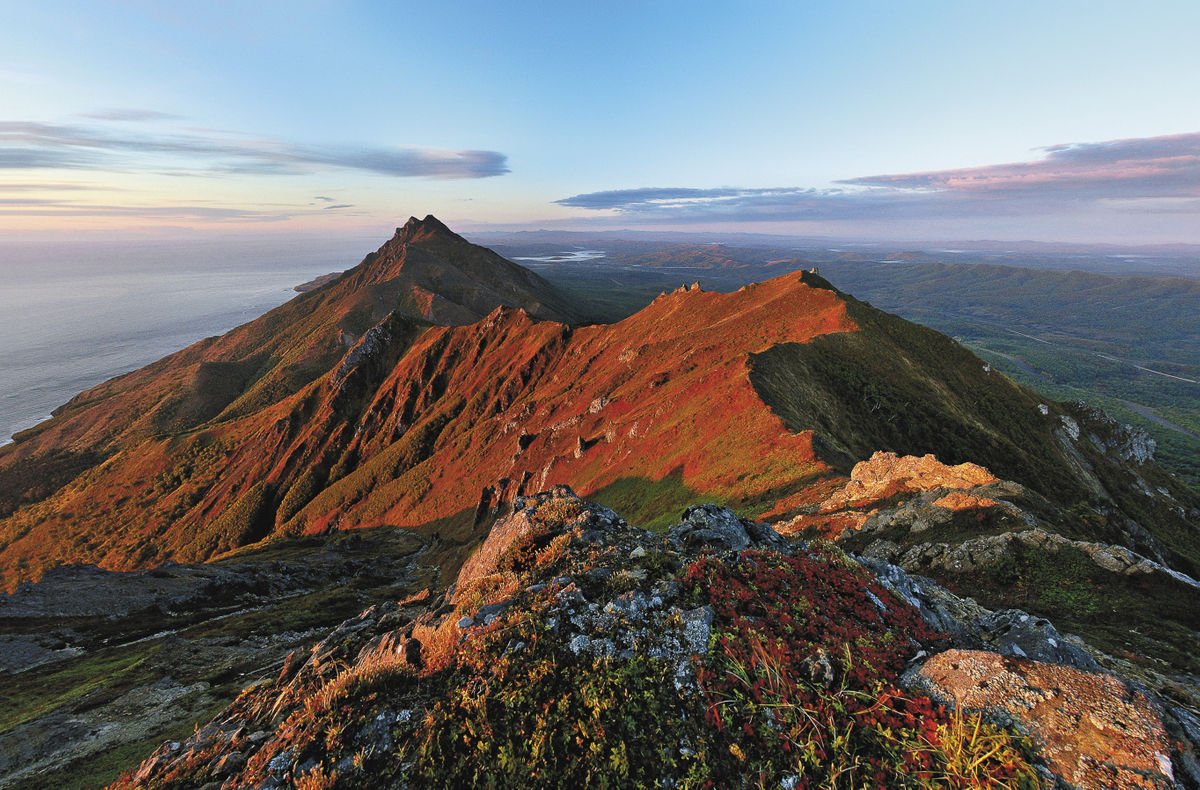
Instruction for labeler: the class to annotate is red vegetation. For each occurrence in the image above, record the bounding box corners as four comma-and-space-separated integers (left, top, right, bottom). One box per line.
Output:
0, 266, 856, 586
684, 549, 1032, 788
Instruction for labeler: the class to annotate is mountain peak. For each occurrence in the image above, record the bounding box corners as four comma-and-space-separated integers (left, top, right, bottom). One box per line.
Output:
394, 214, 461, 244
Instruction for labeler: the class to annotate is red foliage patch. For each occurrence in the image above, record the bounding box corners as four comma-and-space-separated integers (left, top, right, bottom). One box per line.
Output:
683, 549, 1030, 788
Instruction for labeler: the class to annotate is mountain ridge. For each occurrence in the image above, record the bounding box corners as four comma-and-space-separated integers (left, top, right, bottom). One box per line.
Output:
0, 222, 1194, 593
0, 219, 1198, 788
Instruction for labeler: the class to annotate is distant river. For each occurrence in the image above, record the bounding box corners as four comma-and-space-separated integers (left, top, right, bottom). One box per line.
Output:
0, 236, 373, 445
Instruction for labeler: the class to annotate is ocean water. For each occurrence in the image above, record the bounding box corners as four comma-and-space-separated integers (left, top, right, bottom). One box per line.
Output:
0, 236, 373, 445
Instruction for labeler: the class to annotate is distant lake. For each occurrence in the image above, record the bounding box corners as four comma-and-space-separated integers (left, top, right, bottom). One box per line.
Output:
0, 236, 374, 445
511, 249, 607, 264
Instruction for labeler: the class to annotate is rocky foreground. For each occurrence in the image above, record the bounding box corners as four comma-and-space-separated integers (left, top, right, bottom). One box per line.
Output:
115, 487, 1198, 789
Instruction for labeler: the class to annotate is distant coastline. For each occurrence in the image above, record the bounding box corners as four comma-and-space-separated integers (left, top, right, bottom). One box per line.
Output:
0, 238, 368, 446
294, 271, 343, 292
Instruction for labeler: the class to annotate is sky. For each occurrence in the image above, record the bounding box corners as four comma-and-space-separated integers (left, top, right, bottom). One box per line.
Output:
2, 1, 1199, 243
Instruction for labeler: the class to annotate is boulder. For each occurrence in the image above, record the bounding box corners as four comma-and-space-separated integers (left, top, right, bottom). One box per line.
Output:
910, 649, 1174, 790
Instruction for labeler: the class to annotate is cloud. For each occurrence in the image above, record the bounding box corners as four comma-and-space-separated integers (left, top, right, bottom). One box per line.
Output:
556, 132, 1200, 224
555, 186, 752, 209
555, 185, 959, 222
0, 182, 107, 192
0, 119, 509, 180
842, 132, 1200, 199
314, 195, 335, 202
0, 146, 103, 170
0, 199, 302, 222
77, 109, 184, 122
0, 195, 373, 223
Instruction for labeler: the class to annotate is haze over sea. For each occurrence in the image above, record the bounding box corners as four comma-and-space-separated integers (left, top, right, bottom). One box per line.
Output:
0, 236, 370, 445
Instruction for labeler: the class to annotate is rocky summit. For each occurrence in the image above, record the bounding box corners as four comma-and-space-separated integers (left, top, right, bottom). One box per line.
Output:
0, 220, 1197, 788
112, 487, 1195, 789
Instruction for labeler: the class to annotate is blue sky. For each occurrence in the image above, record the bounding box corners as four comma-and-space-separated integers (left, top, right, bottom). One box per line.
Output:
2, 1, 1199, 242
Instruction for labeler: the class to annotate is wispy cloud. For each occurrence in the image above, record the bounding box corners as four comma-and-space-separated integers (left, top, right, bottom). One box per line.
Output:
76, 108, 184, 122
0, 198, 311, 222
0, 119, 510, 180
555, 132, 1200, 224
843, 132, 1200, 198
0, 182, 108, 192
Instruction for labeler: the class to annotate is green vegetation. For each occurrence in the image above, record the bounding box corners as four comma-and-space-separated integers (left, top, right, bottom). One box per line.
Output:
949, 542, 1200, 674
0, 646, 161, 735
412, 640, 710, 787
540, 252, 1200, 491
170, 509, 1036, 789
817, 261, 1200, 492
682, 548, 1037, 789
277, 467, 326, 525
590, 473, 709, 531
750, 298, 1082, 504
5, 526, 430, 790
0, 448, 104, 518
9, 704, 227, 790
179, 480, 275, 562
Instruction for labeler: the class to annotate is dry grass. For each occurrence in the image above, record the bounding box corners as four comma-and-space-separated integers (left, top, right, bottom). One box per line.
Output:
930, 704, 1032, 789
303, 647, 415, 719
411, 616, 465, 674
294, 764, 337, 790
534, 532, 571, 569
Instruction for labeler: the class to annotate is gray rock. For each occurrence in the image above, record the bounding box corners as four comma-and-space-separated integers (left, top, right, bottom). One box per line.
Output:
975, 610, 1098, 671
212, 751, 246, 777
802, 648, 836, 686
668, 504, 786, 552
856, 556, 1098, 671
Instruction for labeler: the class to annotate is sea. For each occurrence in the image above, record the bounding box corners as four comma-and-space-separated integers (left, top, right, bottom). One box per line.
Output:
0, 236, 373, 446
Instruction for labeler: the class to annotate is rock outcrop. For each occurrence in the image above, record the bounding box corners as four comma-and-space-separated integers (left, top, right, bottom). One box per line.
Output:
911, 649, 1174, 790
826, 451, 999, 510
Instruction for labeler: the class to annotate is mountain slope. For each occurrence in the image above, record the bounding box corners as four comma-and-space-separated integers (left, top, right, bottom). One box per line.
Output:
0, 222, 1194, 666
0, 271, 854, 582
0, 226, 1195, 596
0, 217, 576, 531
